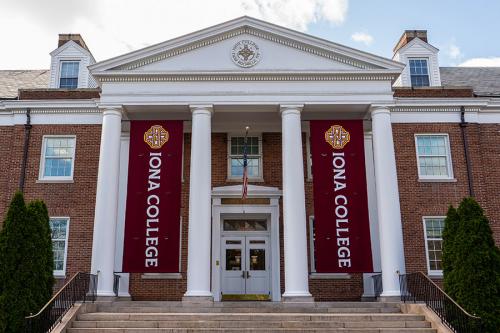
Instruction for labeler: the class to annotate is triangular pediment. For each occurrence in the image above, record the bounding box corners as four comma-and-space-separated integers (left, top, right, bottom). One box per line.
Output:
90, 17, 404, 79
397, 37, 439, 54
50, 40, 93, 58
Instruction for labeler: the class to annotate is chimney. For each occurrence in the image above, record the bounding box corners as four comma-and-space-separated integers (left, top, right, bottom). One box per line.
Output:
393, 30, 428, 53
58, 34, 90, 52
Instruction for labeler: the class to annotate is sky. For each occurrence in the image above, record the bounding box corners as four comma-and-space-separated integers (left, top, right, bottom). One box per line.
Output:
0, 0, 499, 69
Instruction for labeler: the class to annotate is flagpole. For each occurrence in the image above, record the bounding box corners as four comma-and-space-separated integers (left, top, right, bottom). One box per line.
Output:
242, 126, 250, 205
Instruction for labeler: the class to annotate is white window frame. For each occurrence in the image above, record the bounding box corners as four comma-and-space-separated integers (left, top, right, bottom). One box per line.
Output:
227, 133, 263, 181
408, 58, 430, 87
39, 135, 76, 182
58, 60, 80, 89
50, 217, 70, 277
422, 216, 446, 276
414, 134, 454, 180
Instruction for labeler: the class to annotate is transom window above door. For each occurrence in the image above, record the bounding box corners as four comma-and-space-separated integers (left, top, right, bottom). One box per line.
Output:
223, 220, 268, 231
228, 135, 262, 180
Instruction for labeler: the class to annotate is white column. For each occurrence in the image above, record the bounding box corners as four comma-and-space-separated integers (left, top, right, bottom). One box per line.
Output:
114, 134, 131, 297
371, 106, 406, 297
90, 107, 122, 296
184, 105, 213, 299
362, 134, 382, 299
280, 105, 312, 300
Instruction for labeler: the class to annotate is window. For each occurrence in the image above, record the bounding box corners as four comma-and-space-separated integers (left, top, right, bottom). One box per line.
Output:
50, 218, 70, 276
409, 59, 430, 87
415, 134, 453, 179
308, 216, 317, 272
223, 220, 268, 231
59, 61, 79, 88
39, 136, 76, 181
423, 217, 445, 275
228, 135, 262, 179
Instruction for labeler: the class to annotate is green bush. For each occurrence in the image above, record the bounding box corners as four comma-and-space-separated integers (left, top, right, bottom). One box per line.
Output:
0, 193, 54, 333
442, 197, 500, 332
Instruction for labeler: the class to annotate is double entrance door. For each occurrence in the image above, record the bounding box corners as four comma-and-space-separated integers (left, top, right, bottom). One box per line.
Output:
221, 235, 270, 297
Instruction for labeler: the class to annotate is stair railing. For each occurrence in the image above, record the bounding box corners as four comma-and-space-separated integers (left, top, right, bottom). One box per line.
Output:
24, 272, 97, 333
399, 272, 484, 333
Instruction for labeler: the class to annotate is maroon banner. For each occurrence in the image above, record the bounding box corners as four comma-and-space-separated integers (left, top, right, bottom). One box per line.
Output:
310, 120, 373, 273
122, 120, 183, 273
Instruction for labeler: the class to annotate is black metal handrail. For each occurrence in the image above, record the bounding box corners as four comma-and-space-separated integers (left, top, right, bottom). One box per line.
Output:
113, 273, 121, 297
24, 272, 97, 333
371, 273, 382, 298
399, 272, 484, 333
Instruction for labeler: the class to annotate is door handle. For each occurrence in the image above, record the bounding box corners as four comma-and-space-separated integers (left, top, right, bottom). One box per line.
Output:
247, 271, 251, 278
241, 271, 245, 279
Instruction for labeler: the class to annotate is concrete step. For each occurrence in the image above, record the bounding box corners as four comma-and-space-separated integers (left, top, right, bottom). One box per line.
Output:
77, 313, 427, 322
95, 306, 401, 314
73, 319, 431, 329
70, 302, 436, 333
68, 328, 437, 333
104, 301, 401, 309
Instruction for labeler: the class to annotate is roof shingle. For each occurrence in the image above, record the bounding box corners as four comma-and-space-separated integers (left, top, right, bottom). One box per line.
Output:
440, 67, 500, 96
0, 70, 50, 99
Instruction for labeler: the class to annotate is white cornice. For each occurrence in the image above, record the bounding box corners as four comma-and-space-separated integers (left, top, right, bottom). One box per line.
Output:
89, 16, 404, 74
92, 70, 400, 83
0, 99, 99, 111
212, 184, 282, 198
0, 100, 102, 126
391, 106, 482, 112
392, 97, 491, 111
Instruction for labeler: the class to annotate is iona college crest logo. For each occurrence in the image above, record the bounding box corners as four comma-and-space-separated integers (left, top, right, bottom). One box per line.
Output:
144, 125, 169, 149
325, 125, 350, 149
231, 40, 261, 68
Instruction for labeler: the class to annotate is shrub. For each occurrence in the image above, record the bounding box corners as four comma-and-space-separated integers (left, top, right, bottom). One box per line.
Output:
442, 197, 500, 332
0, 193, 54, 333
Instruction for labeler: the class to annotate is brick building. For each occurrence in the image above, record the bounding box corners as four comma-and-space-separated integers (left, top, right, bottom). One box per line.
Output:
0, 17, 498, 302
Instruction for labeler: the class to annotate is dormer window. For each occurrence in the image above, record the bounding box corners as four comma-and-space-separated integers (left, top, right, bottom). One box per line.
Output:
59, 61, 79, 88
409, 59, 430, 87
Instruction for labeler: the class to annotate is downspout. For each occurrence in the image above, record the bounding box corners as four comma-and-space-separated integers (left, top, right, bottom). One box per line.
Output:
460, 106, 474, 197
19, 108, 32, 192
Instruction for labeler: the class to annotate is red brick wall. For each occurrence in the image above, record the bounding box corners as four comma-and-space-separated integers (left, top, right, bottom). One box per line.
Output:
0, 124, 101, 289
6, 121, 496, 301
392, 123, 500, 276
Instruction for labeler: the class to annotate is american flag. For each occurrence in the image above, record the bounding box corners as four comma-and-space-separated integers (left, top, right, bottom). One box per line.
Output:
242, 128, 249, 200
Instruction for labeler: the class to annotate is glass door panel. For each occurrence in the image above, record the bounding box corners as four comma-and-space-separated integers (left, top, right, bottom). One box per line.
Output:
221, 237, 245, 295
